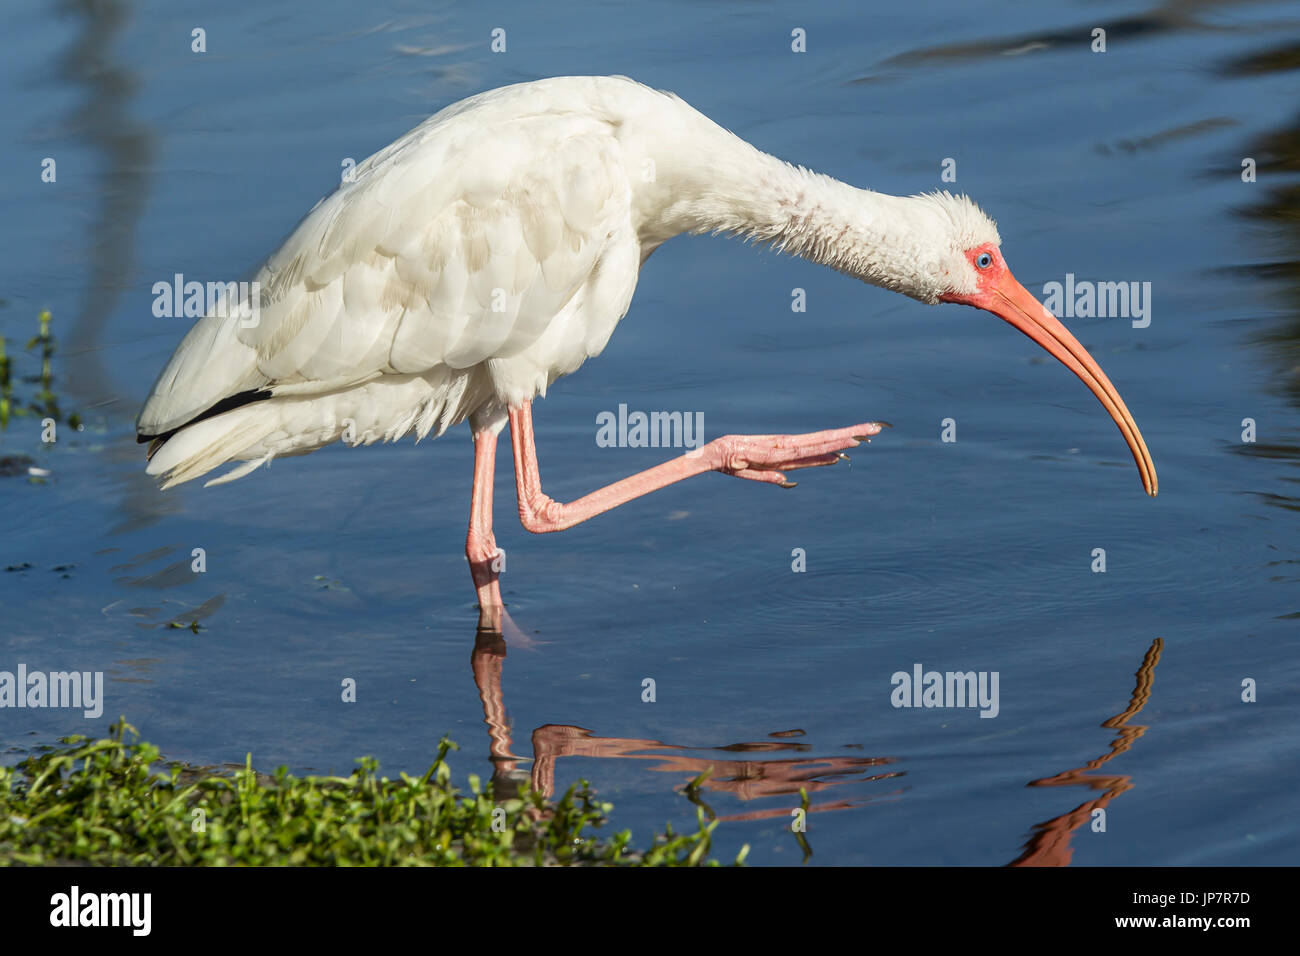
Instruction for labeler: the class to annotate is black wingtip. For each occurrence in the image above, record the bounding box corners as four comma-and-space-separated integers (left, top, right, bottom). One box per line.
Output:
136, 388, 274, 457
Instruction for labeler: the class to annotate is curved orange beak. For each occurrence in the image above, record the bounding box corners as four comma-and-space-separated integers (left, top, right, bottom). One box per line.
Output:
973, 271, 1157, 496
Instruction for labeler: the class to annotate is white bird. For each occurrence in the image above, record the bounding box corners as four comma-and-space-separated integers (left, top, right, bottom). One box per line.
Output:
138, 75, 1157, 632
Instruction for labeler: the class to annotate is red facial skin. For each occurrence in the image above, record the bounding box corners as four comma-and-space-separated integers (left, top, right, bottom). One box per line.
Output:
941, 244, 1157, 496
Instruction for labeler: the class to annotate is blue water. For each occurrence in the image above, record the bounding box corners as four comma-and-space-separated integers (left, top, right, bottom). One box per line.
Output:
2, 0, 1297, 865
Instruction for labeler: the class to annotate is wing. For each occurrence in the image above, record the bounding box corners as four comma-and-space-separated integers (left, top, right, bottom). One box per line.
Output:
138, 101, 631, 438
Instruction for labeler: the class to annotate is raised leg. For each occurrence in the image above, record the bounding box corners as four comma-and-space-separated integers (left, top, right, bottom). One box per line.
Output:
508, 399, 886, 534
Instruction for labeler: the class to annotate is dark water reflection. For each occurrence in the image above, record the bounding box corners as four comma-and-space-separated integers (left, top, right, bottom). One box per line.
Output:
2, 0, 1297, 865
1220, 36, 1300, 522
59, 0, 154, 411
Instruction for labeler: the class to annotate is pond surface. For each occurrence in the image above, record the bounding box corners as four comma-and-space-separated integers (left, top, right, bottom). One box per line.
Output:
2, 0, 1297, 865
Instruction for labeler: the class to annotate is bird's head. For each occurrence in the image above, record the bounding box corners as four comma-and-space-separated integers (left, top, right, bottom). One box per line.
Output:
885, 191, 1157, 497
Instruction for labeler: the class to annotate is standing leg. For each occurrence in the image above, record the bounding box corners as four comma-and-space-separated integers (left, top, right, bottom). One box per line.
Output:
466, 427, 504, 632
508, 399, 884, 533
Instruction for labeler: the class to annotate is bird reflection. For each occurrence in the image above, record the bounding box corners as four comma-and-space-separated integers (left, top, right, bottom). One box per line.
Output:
1009, 638, 1164, 866
473, 630, 1168, 862
470, 629, 902, 838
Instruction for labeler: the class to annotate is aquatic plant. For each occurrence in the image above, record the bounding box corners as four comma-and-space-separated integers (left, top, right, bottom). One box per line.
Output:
0, 309, 81, 432
0, 719, 741, 867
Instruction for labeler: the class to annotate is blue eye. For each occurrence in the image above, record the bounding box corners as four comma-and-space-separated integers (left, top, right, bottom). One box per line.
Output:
976, 252, 993, 269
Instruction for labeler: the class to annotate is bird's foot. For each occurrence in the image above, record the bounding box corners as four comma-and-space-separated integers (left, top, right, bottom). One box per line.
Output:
708, 422, 888, 487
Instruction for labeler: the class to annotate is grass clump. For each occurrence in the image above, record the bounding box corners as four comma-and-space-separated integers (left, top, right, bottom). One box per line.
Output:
0, 719, 743, 866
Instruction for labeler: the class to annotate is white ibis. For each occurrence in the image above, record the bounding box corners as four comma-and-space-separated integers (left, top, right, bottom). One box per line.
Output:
137, 75, 1157, 631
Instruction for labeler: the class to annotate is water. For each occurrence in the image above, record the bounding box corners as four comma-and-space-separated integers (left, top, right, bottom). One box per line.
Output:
2, 0, 1297, 865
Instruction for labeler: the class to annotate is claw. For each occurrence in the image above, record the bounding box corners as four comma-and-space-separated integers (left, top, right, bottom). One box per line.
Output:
837, 452, 850, 461
779, 480, 798, 489
852, 436, 873, 443
875, 422, 893, 428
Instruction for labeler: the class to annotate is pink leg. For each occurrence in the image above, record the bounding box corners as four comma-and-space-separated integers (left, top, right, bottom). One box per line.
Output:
467, 427, 549, 644
466, 428, 505, 632
508, 399, 886, 534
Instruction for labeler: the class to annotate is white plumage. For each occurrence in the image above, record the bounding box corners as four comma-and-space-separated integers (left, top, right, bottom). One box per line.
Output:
138, 75, 1002, 488
139, 74, 1159, 632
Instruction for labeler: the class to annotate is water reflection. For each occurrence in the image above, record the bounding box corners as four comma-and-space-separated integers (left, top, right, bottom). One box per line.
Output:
98, 545, 227, 629
1221, 38, 1300, 507
471, 631, 1171, 865
57, 0, 154, 411
876, 0, 1278, 70
1009, 638, 1164, 867
470, 630, 902, 859
1222, 43, 1300, 390
54, 0, 176, 536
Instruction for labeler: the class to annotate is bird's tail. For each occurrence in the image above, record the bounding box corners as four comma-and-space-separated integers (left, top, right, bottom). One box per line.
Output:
145, 371, 487, 489
145, 401, 306, 489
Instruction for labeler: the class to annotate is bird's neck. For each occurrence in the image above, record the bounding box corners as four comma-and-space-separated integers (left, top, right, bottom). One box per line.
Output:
639, 117, 934, 297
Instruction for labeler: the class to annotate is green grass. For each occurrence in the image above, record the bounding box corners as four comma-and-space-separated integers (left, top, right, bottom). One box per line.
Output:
0, 719, 746, 866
